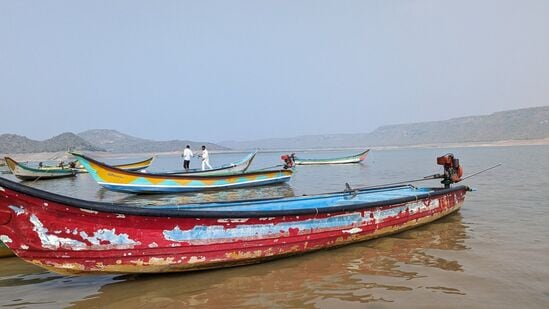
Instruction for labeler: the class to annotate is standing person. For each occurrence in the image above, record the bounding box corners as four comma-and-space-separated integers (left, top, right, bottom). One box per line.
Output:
199, 145, 212, 170
182, 145, 193, 171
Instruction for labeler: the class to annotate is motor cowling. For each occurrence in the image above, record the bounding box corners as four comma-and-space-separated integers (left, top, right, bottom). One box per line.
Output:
281, 153, 295, 169
436, 153, 463, 187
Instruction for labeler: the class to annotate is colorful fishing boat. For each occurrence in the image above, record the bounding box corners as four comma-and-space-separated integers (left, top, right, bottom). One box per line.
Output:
75, 156, 155, 173
72, 153, 292, 193
292, 149, 370, 165
0, 154, 469, 274
4, 157, 77, 180
159, 151, 257, 176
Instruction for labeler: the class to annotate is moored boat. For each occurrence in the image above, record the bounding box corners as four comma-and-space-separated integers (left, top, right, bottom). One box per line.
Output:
75, 156, 155, 173
4, 157, 77, 180
72, 153, 292, 193
293, 149, 370, 165
158, 151, 257, 176
0, 154, 470, 275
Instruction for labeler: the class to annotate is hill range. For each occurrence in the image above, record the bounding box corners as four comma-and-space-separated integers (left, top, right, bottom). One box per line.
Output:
0, 132, 104, 154
219, 105, 549, 150
77, 130, 228, 153
0, 130, 228, 154
1, 105, 548, 154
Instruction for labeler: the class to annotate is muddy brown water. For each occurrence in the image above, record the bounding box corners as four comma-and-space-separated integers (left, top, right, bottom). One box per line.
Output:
0, 146, 548, 308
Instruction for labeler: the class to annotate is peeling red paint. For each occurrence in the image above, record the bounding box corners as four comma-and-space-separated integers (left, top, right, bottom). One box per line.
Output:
0, 184, 468, 274
288, 227, 300, 236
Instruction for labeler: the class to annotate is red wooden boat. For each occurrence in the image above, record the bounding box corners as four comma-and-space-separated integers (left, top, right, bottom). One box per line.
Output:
0, 155, 469, 275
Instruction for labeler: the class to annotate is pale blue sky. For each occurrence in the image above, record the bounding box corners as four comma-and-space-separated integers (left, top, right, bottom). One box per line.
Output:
1, 0, 548, 142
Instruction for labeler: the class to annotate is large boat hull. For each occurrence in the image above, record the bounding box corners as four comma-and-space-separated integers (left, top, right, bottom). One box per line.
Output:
0, 177, 467, 274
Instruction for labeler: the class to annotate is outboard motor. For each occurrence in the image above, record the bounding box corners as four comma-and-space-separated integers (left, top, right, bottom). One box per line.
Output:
281, 153, 295, 169
436, 153, 463, 188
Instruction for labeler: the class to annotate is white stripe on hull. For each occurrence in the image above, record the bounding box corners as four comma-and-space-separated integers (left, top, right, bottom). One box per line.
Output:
10, 165, 75, 180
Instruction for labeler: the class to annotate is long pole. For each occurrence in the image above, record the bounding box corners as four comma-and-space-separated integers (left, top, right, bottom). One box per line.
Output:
349, 175, 442, 191
458, 163, 502, 182
347, 163, 502, 192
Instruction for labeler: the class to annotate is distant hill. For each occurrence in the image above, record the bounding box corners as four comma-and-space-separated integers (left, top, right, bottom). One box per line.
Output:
0, 132, 104, 154
78, 129, 229, 152
220, 105, 549, 149
3, 106, 547, 154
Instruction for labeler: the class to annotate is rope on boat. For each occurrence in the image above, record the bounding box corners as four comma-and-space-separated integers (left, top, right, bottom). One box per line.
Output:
31, 175, 43, 184
344, 183, 358, 199
255, 164, 285, 171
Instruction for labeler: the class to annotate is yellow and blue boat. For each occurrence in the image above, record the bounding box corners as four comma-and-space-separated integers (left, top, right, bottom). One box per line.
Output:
73, 153, 292, 194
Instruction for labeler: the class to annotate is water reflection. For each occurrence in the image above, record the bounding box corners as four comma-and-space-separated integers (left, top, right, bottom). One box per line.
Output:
95, 187, 110, 200
0, 258, 120, 308
2, 146, 548, 308
55, 213, 469, 308
0, 258, 52, 283
0, 271, 63, 288
114, 183, 296, 206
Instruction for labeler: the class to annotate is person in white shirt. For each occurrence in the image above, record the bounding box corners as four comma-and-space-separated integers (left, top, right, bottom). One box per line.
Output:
199, 145, 212, 170
182, 145, 193, 171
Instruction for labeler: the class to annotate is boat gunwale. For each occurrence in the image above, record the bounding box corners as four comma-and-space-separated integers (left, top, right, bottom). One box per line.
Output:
112, 156, 155, 168
0, 176, 467, 218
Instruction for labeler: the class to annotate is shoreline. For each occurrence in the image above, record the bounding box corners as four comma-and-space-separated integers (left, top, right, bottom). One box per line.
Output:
1, 138, 548, 161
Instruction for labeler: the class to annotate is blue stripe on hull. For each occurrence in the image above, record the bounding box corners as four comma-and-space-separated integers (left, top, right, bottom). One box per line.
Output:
100, 176, 292, 193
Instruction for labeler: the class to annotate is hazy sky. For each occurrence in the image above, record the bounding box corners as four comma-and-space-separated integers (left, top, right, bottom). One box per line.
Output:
1, 0, 548, 142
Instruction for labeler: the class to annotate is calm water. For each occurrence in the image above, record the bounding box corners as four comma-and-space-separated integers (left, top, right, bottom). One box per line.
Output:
0, 146, 548, 308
